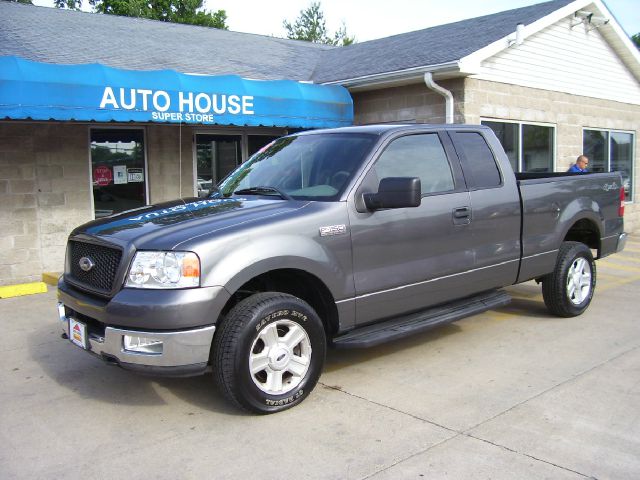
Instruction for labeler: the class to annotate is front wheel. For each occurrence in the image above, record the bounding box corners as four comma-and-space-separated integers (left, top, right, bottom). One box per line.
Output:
542, 242, 596, 317
212, 292, 326, 413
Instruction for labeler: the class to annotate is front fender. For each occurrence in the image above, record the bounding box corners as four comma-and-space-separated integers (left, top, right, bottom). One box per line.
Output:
202, 233, 354, 301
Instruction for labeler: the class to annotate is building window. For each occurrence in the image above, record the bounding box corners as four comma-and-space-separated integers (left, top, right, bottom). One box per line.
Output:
90, 128, 147, 218
583, 129, 635, 202
195, 133, 282, 197
196, 134, 242, 197
482, 120, 555, 173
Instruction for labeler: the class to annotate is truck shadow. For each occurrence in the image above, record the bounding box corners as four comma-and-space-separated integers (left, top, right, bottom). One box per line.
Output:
27, 325, 246, 416
324, 323, 463, 373
324, 293, 552, 373
497, 297, 551, 318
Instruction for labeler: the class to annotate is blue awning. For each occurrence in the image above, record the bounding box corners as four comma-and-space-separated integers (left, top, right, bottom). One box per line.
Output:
0, 56, 353, 128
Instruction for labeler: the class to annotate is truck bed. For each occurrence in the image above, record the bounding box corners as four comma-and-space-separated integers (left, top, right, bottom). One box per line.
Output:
516, 171, 624, 283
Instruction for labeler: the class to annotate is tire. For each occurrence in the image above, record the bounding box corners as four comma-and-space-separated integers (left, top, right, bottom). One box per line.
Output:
212, 292, 326, 414
542, 242, 596, 317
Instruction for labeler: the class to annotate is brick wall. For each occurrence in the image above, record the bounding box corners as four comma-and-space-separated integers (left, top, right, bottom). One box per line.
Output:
0, 122, 202, 286
147, 124, 195, 203
352, 79, 466, 125
0, 122, 92, 286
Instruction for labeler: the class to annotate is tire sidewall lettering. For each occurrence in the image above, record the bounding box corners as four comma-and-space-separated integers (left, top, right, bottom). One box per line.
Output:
254, 309, 308, 332
265, 389, 305, 407
240, 304, 320, 410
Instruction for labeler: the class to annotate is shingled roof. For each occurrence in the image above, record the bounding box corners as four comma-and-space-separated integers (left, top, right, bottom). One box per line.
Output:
0, 0, 576, 84
311, 0, 575, 83
0, 2, 331, 81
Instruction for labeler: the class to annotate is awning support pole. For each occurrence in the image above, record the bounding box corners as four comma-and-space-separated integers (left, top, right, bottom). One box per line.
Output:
424, 72, 454, 124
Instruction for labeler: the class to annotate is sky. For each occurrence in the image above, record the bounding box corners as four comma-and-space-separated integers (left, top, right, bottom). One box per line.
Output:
30, 0, 640, 40
207, 0, 640, 40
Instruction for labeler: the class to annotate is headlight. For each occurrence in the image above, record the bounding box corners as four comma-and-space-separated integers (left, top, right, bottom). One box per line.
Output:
125, 251, 200, 289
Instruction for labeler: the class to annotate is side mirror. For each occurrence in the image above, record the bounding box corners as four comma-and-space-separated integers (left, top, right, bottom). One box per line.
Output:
363, 177, 421, 210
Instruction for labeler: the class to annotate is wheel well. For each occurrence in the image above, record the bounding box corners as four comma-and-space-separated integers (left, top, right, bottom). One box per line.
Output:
564, 219, 600, 255
220, 269, 339, 336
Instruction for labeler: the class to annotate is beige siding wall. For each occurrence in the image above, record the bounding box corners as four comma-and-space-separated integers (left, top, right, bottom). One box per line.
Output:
476, 18, 640, 105
0, 122, 92, 286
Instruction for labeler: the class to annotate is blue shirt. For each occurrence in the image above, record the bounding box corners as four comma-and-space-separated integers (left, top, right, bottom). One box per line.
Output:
568, 164, 587, 173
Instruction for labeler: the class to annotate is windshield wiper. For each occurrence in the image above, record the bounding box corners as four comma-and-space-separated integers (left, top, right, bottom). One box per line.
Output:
233, 186, 293, 200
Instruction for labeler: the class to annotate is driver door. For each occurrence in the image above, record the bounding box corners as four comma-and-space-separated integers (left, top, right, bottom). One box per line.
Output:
348, 131, 475, 325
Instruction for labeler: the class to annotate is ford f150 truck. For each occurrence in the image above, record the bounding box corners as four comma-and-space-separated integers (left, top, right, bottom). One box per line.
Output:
57, 124, 627, 413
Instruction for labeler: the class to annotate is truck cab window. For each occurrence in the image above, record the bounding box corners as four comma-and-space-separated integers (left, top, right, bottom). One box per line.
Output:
374, 134, 454, 194
456, 132, 502, 189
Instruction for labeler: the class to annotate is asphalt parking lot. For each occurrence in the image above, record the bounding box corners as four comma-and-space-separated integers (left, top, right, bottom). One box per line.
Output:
1, 237, 639, 480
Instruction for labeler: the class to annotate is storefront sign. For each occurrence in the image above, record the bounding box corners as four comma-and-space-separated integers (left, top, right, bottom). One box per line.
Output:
100, 88, 255, 122
113, 165, 127, 184
127, 168, 144, 183
0, 56, 353, 129
93, 165, 112, 186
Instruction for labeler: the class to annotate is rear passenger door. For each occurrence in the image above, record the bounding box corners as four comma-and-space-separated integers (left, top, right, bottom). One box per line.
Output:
448, 130, 521, 289
349, 131, 475, 325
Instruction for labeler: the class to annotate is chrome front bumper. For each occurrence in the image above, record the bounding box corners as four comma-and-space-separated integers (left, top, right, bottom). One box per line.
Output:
58, 302, 215, 376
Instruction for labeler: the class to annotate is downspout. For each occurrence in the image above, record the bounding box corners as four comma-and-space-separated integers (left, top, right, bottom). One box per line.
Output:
424, 72, 454, 124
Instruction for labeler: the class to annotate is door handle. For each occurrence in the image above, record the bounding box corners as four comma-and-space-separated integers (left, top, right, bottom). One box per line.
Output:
453, 206, 471, 225
453, 207, 471, 218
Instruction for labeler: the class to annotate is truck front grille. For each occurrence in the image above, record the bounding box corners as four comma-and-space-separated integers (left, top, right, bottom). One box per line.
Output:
68, 240, 123, 294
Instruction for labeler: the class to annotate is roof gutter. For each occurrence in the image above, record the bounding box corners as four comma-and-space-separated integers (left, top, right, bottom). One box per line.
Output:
424, 72, 454, 124
322, 61, 463, 90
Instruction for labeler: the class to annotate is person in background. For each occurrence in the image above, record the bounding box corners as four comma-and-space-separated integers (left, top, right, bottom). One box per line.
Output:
568, 155, 589, 173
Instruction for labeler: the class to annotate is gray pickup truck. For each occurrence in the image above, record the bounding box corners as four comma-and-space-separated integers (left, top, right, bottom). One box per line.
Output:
57, 124, 627, 413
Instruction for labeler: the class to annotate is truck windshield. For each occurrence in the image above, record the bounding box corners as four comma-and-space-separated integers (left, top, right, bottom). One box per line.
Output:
218, 133, 376, 201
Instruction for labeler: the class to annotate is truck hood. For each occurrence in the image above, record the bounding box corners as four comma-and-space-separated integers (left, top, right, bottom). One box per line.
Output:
72, 196, 309, 249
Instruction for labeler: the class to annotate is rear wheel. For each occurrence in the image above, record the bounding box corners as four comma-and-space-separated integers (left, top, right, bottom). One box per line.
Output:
212, 292, 326, 413
542, 242, 596, 317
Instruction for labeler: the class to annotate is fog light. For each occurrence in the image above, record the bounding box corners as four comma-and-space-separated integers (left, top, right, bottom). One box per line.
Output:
57, 302, 67, 322
123, 335, 163, 355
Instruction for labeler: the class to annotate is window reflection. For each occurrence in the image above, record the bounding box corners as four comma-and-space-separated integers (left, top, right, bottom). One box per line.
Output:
584, 129, 634, 202
90, 129, 146, 218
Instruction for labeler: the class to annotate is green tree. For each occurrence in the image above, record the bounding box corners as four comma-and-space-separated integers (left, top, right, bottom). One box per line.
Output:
53, 0, 228, 29
632, 33, 640, 49
283, 2, 354, 46
5, 0, 34, 4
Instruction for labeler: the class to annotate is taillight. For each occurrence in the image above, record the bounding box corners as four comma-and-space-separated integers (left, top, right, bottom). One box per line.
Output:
619, 186, 625, 217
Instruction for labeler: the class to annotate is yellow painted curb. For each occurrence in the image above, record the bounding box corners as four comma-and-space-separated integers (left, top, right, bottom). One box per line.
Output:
42, 272, 61, 286
0, 282, 48, 299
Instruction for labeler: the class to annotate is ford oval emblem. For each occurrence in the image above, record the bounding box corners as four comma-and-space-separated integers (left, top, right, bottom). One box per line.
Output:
79, 257, 95, 272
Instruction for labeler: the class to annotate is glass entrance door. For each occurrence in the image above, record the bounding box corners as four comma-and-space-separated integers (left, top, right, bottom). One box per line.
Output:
90, 129, 147, 218
196, 134, 242, 197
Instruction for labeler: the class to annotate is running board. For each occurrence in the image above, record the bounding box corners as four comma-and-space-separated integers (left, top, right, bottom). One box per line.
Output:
332, 290, 511, 349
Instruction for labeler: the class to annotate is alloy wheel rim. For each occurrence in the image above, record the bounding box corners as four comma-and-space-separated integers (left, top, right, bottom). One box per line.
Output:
566, 257, 592, 305
249, 319, 312, 395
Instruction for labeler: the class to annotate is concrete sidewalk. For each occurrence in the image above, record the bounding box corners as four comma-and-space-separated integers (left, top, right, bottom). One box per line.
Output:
1, 238, 639, 479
